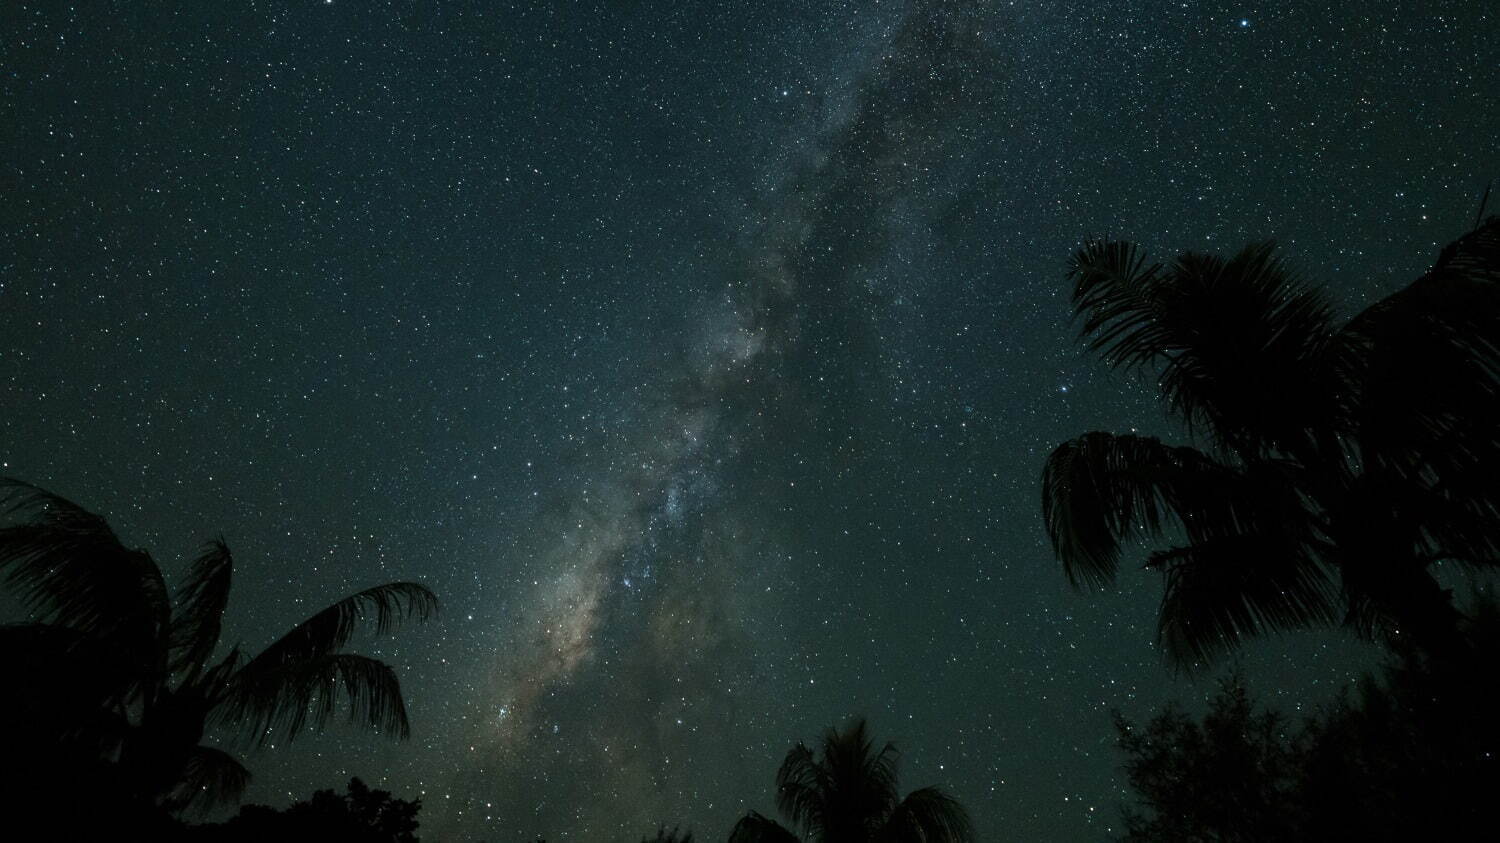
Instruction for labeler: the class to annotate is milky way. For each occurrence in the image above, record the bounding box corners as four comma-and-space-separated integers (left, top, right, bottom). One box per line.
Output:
7, 0, 1497, 839
436, 2, 999, 835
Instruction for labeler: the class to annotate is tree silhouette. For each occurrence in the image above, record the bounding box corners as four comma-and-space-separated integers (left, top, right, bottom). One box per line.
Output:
1115, 593, 1500, 839
1042, 217, 1500, 665
1114, 672, 1302, 841
187, 777, 421, 842
0, 478, 437, 818
728, 718, 973, 842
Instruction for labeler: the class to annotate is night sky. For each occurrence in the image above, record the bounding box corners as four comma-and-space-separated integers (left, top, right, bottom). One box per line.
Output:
4, 1, 1497, 840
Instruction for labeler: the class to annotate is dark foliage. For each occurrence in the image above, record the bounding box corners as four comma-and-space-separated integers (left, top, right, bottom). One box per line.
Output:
0, 479, 436, 824
1043, 217, 1500, 666
186, 777, 421, 842
1115, 594, 1500, 840
729, 717, 973, 842
1114, 673, 1301, 842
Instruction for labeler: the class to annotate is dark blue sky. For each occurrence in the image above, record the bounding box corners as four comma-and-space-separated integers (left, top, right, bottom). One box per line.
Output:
3, 1, 1496, 839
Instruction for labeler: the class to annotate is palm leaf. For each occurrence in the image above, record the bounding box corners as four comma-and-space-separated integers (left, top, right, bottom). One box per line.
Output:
774, 742, 827, 839
236, 581, 437, 678
1342, 218, 1500, 490
784, 718, 901, 840
1042, 432, 1232, 589
1069, 242, 1343, 457
1338, 571, 1461, 647
1050, 221, 1500, 665
832, 720, 900, 833
215, 652, 412, 746
1416, 476, 1500, 572
877, 786, 975, 843
200, 646, 244, 691
1151, 537, 1338, 667
1432, 213, 1500, 281
1165, 245, 1342, 455
0, 479, 170, 680
1320, 473, 1471, 644
727, 813, 801, 843
169, 538, 234, 679
162, 745, 251, 813
1067, 239, 1163, 368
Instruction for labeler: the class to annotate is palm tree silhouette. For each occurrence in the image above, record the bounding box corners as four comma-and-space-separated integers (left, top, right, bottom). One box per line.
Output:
0, 478, 437, 812
1042, 217, 1500, 666
728, 718, 973, 843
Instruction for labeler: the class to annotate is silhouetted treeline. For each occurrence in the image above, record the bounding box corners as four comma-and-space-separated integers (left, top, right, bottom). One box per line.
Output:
185, 777, 420, 842
1116, 593, 1500, 840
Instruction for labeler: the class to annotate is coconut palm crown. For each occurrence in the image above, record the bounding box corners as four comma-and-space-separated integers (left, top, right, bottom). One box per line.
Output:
0, 478, 437, 812
729, 718, 974, 843
1042, 216, 1500, 666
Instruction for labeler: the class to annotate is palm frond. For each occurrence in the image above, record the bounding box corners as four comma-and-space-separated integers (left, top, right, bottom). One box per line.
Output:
169, 538, 234, 679
1319, 474, 1468, 644
1432, 213, 1500, 282
1067, 239, 1164, 366
199, 646, 243, 692
1338, 573, 1460, 647
838, 723, 900, 830
794, 718, 901, 838
1345, 467, 1500, 573
0, 479, 170, 678
775, 742, 827, 839
236, 581, 437, 678
1152, 537, 1338, 667
1342, 221, 1500, 492
1050, 221, 1500, 665
878, 786, 975, 843
1041, 432, 1230, 589
162, 746, 251, 814
727, 813, 801, 843
1417, 481, 1500, 571
1069, 242, 1343, 457
215, 652, 411, 746
1161, 245, 1342, 455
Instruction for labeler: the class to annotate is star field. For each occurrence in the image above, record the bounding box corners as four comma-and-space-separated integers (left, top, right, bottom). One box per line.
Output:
3, 1, 1496, 840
